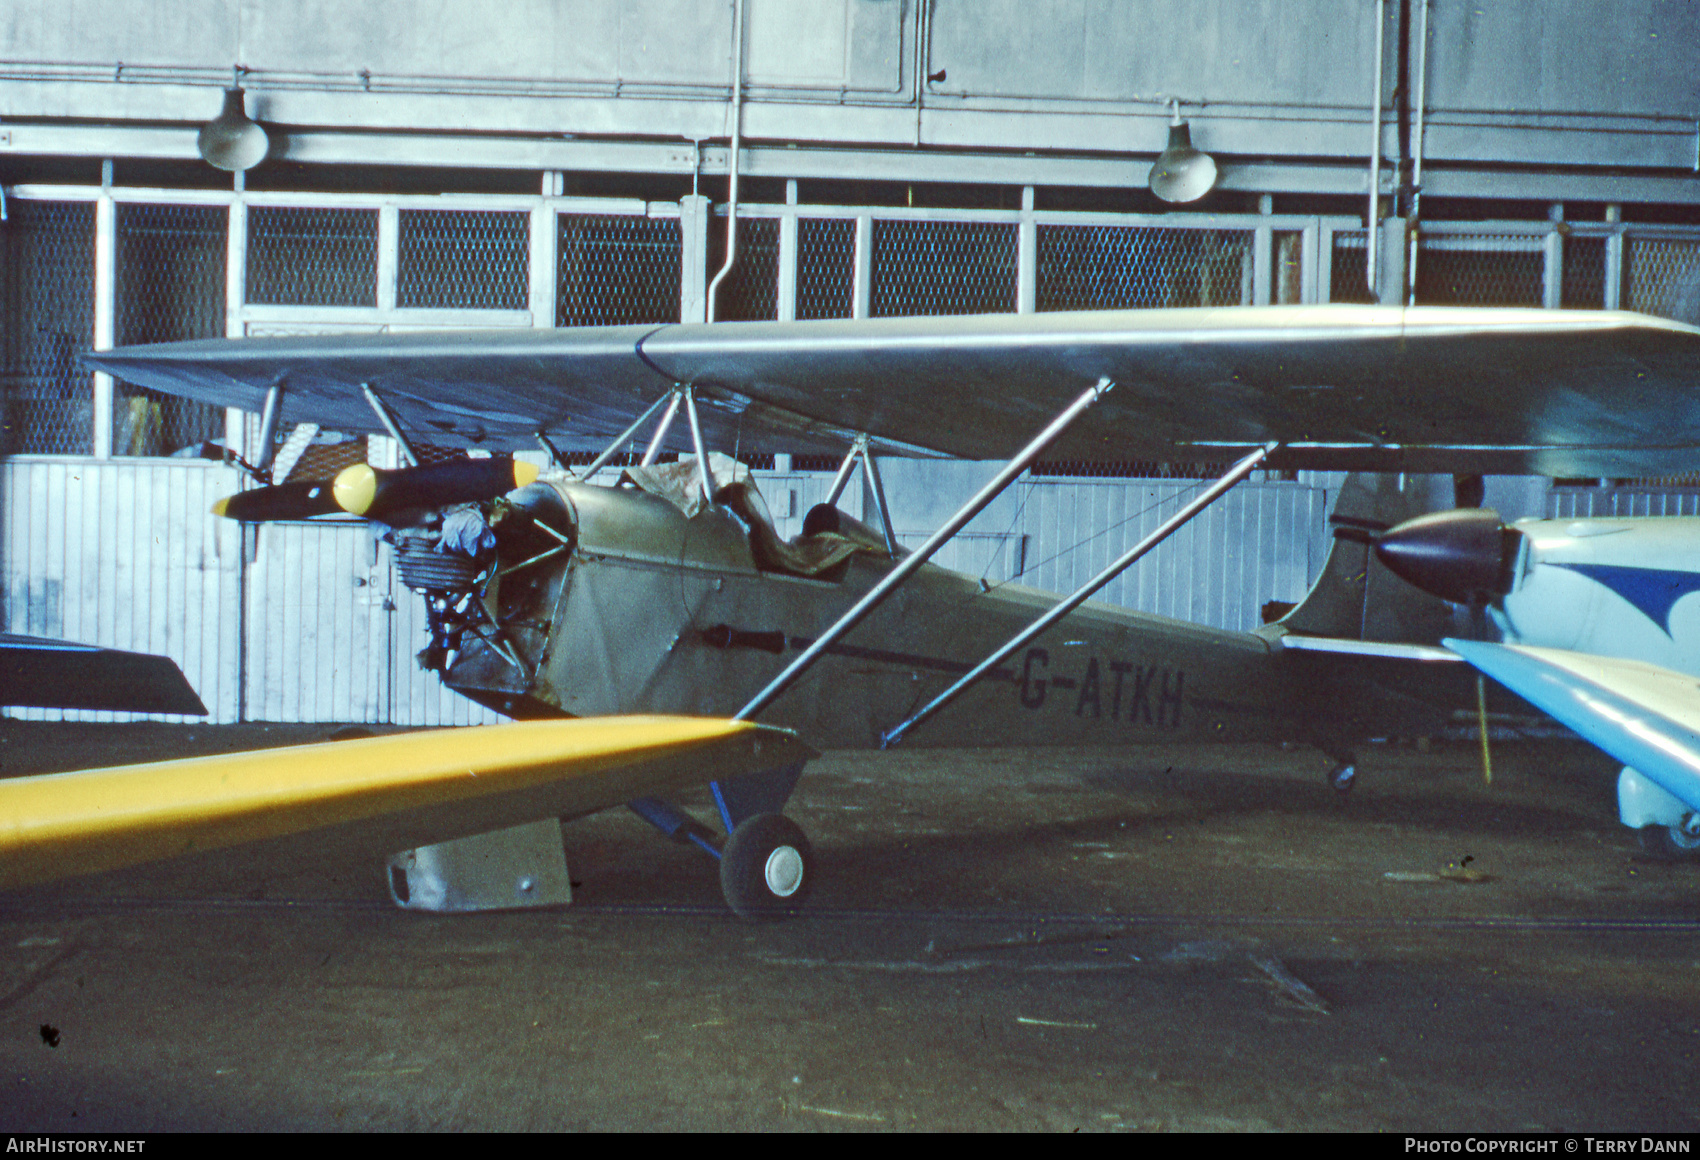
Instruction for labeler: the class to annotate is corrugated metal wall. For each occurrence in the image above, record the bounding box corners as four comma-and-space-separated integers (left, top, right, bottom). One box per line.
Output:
0, 458, 503, 725
1547, 488, 1700, 519
0, 457, 1329, 723
15, 454, 1700, 726
1, 457, 242, 722
1010, 478, 1331, 633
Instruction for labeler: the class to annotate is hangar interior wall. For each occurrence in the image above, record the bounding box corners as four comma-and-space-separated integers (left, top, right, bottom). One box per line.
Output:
3, 0, 1699, 723
4, 183, 1699, 724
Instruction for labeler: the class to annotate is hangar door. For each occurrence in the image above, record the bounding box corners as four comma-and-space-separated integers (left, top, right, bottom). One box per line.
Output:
241, 516, 497, 726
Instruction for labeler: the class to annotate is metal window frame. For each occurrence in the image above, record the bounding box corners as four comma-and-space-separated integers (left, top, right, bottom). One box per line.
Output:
718, 198, 1356, 321
9, 184, 680, 459
10, 180, 1700, 461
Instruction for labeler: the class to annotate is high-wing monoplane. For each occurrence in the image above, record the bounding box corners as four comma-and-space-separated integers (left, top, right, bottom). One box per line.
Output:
9, 304, 1694, 917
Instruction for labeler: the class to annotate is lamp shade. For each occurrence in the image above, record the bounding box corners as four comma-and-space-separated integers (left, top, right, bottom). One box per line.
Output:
1149, 120, 1217, 204
197, 88, 268, 172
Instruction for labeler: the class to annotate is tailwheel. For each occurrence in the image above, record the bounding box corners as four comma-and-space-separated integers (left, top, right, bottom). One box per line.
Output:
1637, 814, 1700, 862
720, 813, 814, 919
1327, 760, 1357, 796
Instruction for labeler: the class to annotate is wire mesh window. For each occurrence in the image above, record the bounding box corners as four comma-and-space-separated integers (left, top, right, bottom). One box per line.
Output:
1624, 237, 1700, 325
0, 200, 94, 455
397, 209, 528, 310
114, 203, 228, 456
797, 218, 855, 320
247, 206, 378, 307
707, 215, 779, 321
1414, 234, 1544, 307
282, 435, 368, 483
1562, 236, 1607, 310
872, 220, 1016, 317
1329, 232, 1373, 304
557, 214, 680, 327
1037, 226, 1254, 311
1030, 461, 1230, 479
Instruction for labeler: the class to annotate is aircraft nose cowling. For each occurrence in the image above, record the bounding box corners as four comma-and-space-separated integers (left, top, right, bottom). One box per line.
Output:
1374, 508, 1521, 605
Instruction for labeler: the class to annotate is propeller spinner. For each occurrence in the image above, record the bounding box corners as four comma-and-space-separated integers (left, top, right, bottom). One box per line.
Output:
1373, 508, 1524, 605
213, 457, 541, 523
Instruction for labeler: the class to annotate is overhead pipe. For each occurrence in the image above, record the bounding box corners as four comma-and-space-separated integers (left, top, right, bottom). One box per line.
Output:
913, 0, 932, 147
1407, 0, 1431, 305
1366, 0, 1388, 300
705, 0, 746, 324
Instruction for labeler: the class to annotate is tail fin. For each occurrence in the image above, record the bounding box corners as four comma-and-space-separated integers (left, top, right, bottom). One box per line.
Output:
1278, 473, 1463, 645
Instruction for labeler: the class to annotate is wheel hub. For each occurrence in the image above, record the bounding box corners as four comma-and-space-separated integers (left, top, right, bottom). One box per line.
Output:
764, 845, 805, 897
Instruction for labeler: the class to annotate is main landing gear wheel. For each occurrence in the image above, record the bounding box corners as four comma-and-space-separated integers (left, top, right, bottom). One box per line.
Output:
1327, 761, 1358, 796
1637, 814, 1700, 861
720, 813, 814, 919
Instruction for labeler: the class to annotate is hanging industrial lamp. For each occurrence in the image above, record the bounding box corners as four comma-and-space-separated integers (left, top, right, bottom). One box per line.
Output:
197, 68, 268, 172
1148, 100, 1217, 204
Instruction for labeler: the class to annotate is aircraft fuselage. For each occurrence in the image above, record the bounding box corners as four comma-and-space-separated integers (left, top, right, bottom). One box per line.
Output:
441, 479, 1355, 750
1496, 516, 1700, 673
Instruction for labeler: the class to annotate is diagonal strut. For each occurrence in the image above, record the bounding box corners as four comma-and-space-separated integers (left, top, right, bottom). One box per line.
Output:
734, 377, 1115, 721
880, 441, 1281, 747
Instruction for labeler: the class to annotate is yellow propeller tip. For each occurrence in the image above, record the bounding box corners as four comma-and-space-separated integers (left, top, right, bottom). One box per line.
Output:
210, 497, 231, 517
514, 461, 541, 488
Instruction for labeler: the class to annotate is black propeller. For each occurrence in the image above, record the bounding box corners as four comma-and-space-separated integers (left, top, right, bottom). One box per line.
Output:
213, 456, 541, 523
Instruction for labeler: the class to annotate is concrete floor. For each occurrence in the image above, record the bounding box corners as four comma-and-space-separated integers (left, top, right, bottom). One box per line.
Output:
1, 721, 1698, 1131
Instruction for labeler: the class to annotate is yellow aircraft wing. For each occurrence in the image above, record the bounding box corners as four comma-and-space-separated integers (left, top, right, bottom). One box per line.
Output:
0, 716, 812, 891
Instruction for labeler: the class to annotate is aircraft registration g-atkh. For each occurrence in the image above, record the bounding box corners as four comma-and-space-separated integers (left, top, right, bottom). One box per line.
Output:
5, 304, 1700, 917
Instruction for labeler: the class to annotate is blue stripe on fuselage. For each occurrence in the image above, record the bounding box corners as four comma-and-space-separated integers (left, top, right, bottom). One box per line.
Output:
1549, 562, 1700, 637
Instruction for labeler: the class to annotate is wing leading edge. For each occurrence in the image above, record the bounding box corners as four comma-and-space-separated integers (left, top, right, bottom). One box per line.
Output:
1445, 640, 1700, 814
0, 716, 813, 891
85, 306, 1700, 476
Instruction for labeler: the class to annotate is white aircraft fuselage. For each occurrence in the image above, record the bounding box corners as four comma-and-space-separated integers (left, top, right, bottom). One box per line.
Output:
1495, 517, 1700, 673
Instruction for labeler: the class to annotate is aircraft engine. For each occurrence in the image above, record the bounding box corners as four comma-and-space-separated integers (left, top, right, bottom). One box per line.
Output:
1372, 509, 1525, 606
394, 482, 577, 674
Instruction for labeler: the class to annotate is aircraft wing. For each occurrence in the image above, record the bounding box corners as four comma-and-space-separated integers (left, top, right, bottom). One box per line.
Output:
0, 716, 812, 890
85, 306, 1700, 476
0, 634, 208, 716
1444, 640, 1700, 813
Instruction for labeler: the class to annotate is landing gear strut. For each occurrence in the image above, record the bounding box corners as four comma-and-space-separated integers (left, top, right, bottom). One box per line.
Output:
720, 813, 814, 919
627, 763, 814, 919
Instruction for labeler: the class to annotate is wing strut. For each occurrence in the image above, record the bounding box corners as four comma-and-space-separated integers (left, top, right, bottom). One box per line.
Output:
881, 441, 1280, 747
569, 391, 675, 480
252, 381, 286, 478
823, 436, 866, 506
684, 385, 717, 502
641, 389, 685, 467
362, 383, 419, 466
735, 376, 1115, 721
860, 436, 900, 555
816, 432, 906, 555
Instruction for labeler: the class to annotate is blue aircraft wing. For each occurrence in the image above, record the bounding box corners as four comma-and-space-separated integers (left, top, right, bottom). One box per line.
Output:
1444, 639, 1700, 814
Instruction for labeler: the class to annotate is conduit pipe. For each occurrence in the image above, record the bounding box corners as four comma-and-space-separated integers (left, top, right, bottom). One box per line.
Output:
705, 0, 746, 324
913, 0, 932, 146
1366, 0, 1387, 300
1407, 0, 1431, 305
